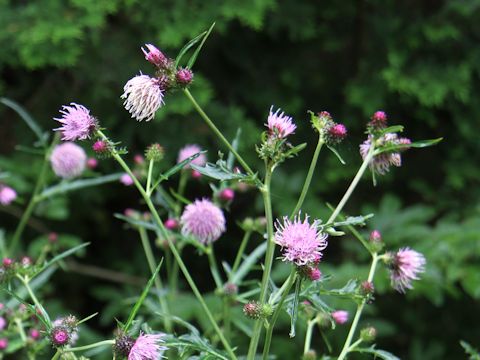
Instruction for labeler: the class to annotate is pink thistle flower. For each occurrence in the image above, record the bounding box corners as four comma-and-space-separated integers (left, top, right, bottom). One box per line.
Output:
29, 329, 41, 340
86, 158, 98, 169
266, 106, 296, 138
181, 199, 226, 244
176, 68, 194, 85
2, 258, 13, 267
120, 173, 134, 186
164, 218, 179, 230
142, 44, 168, 68
177, 144, 207, 168
50, 327, 70, 346
134, 154, 145, 165
53, 103, 97, 141
121, 74, 164, 122
50, 142, 87, 179
368, 110, 388, 130
274, 215, 328, 266
389, 248, 426, 293
92, 140, 108, 153
0, 338, 7, 350
128, 333, 167, 360
331, 310, 349, 324
219, 188, 235, 202
0, 185, 16, 205
307, 267, 321, 281
328, 123, 347, 141
359, 134, 404, 175
0, 317, 6, 331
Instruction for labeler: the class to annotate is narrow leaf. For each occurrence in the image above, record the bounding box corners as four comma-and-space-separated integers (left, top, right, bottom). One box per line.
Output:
227, 128, 242, 170
114, 214, 157, 231
288, 277, 302, 338
326, 145, 346, 165
353, 346, 400, 360
379, 125, 404, 135
377, 137, 443, 154
124, 259, 163, 332
191, 162, 248, 181
175, 32, 208, 68
187, 23, 216, 69
2, 288, 51, 329
34, 243, 90, 278
77, 312, 98, 326
230, 242, 267, 284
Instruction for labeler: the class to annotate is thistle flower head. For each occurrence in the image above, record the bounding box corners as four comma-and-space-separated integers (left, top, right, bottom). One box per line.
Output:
53, 103, 97, 141
121, 74, 164, 122
50, 142, 87, 179
359, 134, 406, 175
142, 44, 168, 68
180, 199, 226, 244
128, 332, 166, 360
274, 215, 328, 266
50, 326, 70, 347
388, 248, 426, 293
368, 110, 388, 130
266, 106, 296, 138
219, 188, 235, 202
176, 68, 194, 86
177, 144, 207, 168
0, 185, 16, 205
331, 310, 349, 324
327, 123, 348, 143
145, 143, 165, 162
0, 317, 6, 331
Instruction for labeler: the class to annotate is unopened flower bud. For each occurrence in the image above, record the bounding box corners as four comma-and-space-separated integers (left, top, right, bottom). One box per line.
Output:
92, 140, 108, 154
0, 317, 6, 331
145, 143, 165, 162
0, 338, 7, 350
2, 258, 13, 267
142, 44, 169, 68
50, 326, 70, 346
191, 169, 202, 179
301, 301, 316, 319
302, 350, 317, 360
332, 310, 349, 325
219, 188, 235, 202
86, 158, 98, 169
360, 280, 375, 297
316, 312, 331, 328
29, 329, 41, 340
134, 154, 144, 165
21, 256, 32, 267
164, 218, 179, 230
48, 232, 58, 243
307, 267, 321, 281
223, 283, 238, 296
318, 111, 332, 121
360, 326, 377, 342
368, 110, 388, 130
327, 123, 347, 144
243, 301, 262, 319
369, 230, 384, 252
176, 68, 194, 86
114, 333, 135, 357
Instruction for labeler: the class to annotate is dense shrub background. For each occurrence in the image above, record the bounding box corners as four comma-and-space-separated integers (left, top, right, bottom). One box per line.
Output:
1, 0, 479, 358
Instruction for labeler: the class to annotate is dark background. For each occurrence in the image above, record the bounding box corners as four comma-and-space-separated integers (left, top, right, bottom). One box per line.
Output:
1, 1, 479, 359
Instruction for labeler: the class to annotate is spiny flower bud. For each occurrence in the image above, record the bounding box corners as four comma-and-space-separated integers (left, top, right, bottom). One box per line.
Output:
369, 230, 384, 253
219, 188, 235, 202
318, 111, 332, 121
92, 140, 110, 156
113, 333, 135, 357
243, 301, 272, 320
360, 326, 377, 342
302, 350, 317, 360
176, 68, 194, 86
145, 143, 165, 162
307, 267, 321, 281
301, 300, 316, 319
360, 280, 375, 297
50, 326, 70, 347
223, 283, 238, 296
368, 110, 388, 131
327, 123, 347, 144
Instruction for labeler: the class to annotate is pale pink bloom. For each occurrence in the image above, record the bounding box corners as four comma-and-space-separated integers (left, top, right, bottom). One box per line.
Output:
177, 144, 207, 168
332, 310, 349, 324
389, 248, 426, 293
359, 133, 407, 175
121, 74, 164, 122
0, 185, 16, 205
53, 103, 97, 141
86, 158, 98, 169
266, 106, 296, 138
181, 199, 226, 244
128, 333, 166, 360
0, 317, 6, 330
50, 142, 87, 179
0, 338, 7, 350
120, 173, 134, 186
142, 44, 168, 68
274, 215, 328, 266
219, 188, 235, 202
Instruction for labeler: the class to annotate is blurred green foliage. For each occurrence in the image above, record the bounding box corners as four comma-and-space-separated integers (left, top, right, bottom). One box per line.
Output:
1, 0, 479, 359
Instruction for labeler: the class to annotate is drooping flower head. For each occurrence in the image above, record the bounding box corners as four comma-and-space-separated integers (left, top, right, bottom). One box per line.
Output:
331, 310, 349, 324
142, 44, 168, 68
388, 248, 426, 293
274, 215, 328, 266
128, 332, 167, 360
266, 106, 296, 138
53, 103, 97, 141
181, 199, 226, 244
121, 74, 164, 122
50, 142, 87, 179
0, 185, 17, 205
177, 144, 207, 168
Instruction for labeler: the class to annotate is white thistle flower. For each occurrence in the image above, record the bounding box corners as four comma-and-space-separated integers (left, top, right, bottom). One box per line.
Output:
121, 74, 164, 121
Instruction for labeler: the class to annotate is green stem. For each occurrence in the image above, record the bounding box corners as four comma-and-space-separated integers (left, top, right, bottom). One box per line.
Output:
207, 244, 223, 289
337, 253, 379, 360
66, 339, 115, 352
303, 318, 318, 354
290, 136, 324, 218
223, 297, 231, 342
262, 269, 297, 360
146, 159, 154, 195
247, 163, 274, 360
327, 144, 375, 224
347, 338, 363, 352
19, 276, 42, 311
9, 136, 59, 255
97, 130, 237, 359
230, 230, 252, 279
15, 318, 27, 342
183, 89, 255, 178
51, 350, 61, 360
175, 171, 188, 216
138, 227, 172, 332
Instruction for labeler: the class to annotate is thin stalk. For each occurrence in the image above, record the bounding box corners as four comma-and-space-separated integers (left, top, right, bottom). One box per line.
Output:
66, 339, 115, 352
97, 130, 237, 359
51, 350, 61, 360
327, 144, 375, 224
347, 338, 363, 352
303, 318, 318, 354
19, 276, 42, 311
230, 230, 252, 277
262, 270, 297, 360
206, 244, 223, 289
138, 228, 172, 332
9, 136, 59, 255
247, 163, 274, 360
223, 297, 231, 342
337, 253, 379, 360
183, 89, 255, 178
290, 136, 324, 218
15, 318, 27, 342
146, 159, 154, 194
175, 171, 188, 216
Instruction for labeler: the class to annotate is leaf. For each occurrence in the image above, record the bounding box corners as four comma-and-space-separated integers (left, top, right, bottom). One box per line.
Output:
175, 32, 208, 68
0, 97, 48, 147
76, 312, 98, 326
330, 214, 374, 228
37, 173, 123, 201
124, 259, 163, 332
461, 341, 480, 360
326, 145, 346, 165
284, 143, 307, 158
33, 242, 90, 278
377, 137, 443, 154
378, 125, 404, 135
287, 277, 302, 338
191, 160, 249, 181
230, 242, 267, 284
114, 214, 158, 231
227, 128, 242, 170
187, 23, 216, 69
2, 288, 51, 329
353, 346, 401, 360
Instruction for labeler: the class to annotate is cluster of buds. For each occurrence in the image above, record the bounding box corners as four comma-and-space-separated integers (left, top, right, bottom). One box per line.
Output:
1, 256, 37, 282
49, 315, 78, 348
310, 111, 348, 146
243, 301, 273, 320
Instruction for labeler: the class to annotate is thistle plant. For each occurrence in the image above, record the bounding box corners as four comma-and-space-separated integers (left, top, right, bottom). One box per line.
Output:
0, 25, 442, 360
